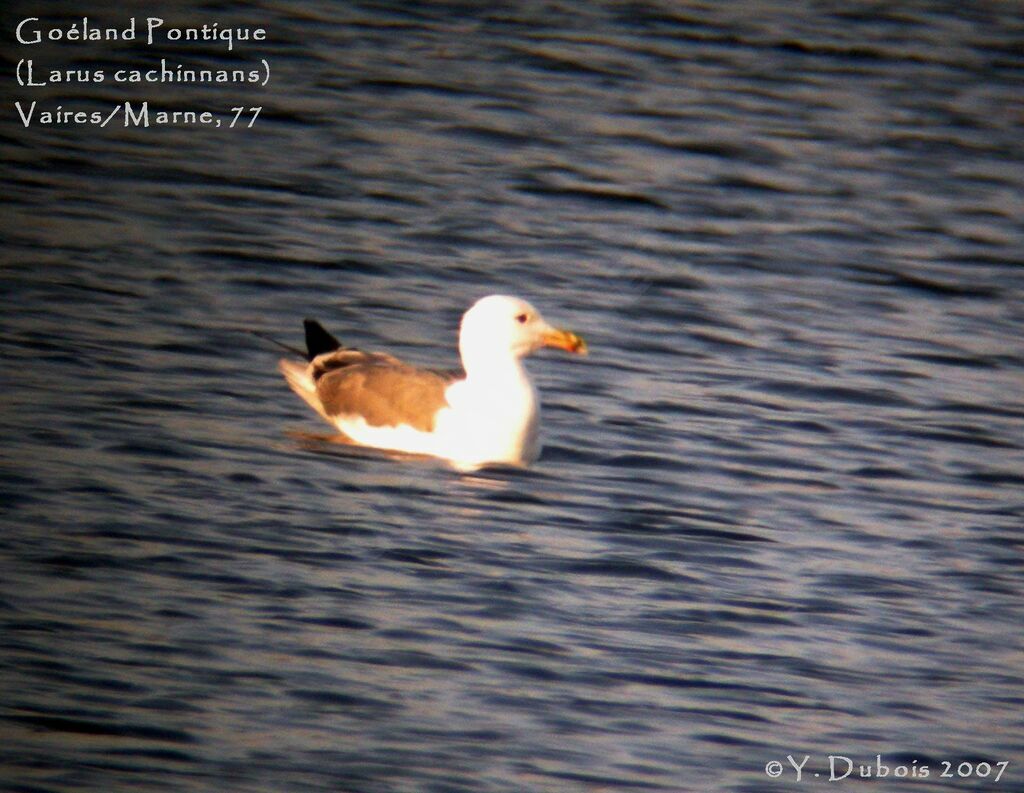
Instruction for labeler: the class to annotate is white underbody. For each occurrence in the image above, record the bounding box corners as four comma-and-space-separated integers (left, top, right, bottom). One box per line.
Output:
280, 358, 540, 471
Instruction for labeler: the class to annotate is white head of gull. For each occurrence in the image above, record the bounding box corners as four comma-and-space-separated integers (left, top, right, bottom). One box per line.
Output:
278, 294, 586, 470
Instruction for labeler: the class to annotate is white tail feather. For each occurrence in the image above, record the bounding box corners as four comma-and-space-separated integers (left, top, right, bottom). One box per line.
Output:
278, 359, 332, 422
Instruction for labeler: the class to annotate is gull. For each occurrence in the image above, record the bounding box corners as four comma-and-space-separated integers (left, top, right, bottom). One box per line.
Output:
278, 295, 587, 470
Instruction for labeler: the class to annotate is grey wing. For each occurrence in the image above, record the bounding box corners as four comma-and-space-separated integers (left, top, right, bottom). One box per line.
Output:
310, 349, 403, 379
316, 362, 458, 432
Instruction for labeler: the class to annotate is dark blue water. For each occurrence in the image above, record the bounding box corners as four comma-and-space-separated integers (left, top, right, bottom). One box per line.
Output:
2, 2, 1022, 791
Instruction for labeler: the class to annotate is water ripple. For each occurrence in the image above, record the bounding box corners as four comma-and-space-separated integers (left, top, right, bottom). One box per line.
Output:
2, 3, 1022, 792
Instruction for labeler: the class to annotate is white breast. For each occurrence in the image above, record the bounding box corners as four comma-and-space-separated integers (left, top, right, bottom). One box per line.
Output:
437, 368, 540, 469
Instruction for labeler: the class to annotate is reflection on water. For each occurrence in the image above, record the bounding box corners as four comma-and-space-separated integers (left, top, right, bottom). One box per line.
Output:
2, 2, 1023, 792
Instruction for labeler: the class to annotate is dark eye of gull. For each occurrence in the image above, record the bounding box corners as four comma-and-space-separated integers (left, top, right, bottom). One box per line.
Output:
515, 313, 529, 324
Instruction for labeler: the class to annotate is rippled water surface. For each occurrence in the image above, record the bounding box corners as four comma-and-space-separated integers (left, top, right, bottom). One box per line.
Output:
2, 2, 1023, 791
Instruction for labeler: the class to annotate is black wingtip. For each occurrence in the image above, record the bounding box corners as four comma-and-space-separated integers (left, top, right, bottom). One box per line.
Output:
303, 319, 343, 360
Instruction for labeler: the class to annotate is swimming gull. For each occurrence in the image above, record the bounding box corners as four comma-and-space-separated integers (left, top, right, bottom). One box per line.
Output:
278, 294, 587, 470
